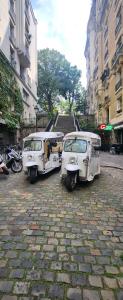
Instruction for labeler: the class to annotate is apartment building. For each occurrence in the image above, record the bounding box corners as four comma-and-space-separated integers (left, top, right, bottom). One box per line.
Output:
85, 0, 123, 144
0, 0, 37, 131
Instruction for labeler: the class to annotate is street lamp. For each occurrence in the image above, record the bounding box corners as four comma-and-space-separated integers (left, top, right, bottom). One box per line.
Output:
34, 105, 39, 132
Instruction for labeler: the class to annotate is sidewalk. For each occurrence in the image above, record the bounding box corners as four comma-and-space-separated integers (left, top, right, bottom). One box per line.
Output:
100, 151, 123, 170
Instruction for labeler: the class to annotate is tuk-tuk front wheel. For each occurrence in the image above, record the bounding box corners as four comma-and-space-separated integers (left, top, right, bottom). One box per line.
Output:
29, 167, 37, 184
65, 173, 77, 191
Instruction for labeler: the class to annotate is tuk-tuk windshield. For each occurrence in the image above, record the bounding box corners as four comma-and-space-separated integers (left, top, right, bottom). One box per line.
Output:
64, 139, 87, 153
24, 140, 42, 151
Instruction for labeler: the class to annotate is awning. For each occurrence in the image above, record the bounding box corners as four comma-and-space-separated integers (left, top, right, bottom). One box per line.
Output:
114, 124, 123, 130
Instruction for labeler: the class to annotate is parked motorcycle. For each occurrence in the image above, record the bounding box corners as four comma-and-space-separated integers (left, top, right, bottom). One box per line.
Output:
5, 147, 23, 173
0, 155, 9, 175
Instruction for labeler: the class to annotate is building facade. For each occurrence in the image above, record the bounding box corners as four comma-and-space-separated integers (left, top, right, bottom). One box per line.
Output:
0, 0, 37, 135
85, 0, 123, 144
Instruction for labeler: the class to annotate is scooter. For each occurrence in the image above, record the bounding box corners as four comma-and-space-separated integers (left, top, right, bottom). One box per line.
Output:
5, 147, 23, 173
0, 155, 9, 175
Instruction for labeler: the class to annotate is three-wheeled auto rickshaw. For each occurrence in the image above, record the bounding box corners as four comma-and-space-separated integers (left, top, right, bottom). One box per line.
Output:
61, 131, 101, 191
22, 132, 64, 183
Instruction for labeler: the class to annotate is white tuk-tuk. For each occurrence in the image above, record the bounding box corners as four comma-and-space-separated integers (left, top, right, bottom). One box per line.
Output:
61, 131, 101, 191
22, 132, 64, 183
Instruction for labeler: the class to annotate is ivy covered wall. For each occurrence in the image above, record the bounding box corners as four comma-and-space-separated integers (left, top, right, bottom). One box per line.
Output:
0, 50, 23, 129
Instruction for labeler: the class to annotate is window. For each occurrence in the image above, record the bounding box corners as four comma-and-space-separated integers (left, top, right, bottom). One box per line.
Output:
64, 139, 87, 153
106, 107, 109, 123
10, 21, 14, 39
20, 67, 26, 81
104, 22, 108, 40
23, 89, 29, 104
116, 36, 122, 51
115, 6, 122, 36
115, 69, 122, 92
10, 0, 15, 12
104, 41, 109, 62
24, 140, 42, 151
117, 96, 122, 113
10, 46, 16, 67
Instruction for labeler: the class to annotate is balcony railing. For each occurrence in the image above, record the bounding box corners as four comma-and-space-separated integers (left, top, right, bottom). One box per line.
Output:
104, 50, 109, 62
20, 73, 26, 82
11, 58, 16, 69
9, 8, 16, 24
25, 32, 31, 45
25, 8, 30, 24
9, 34, 16, 47
112, 44, 123, 68
115, 20, 122, 37
101, 68, 110, 82
100, 0, 108, 24
115, 0, 120, 9
115, 79, 122, 92
27, 75, 31, 88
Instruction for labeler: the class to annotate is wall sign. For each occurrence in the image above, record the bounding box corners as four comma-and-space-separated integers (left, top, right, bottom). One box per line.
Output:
98, 124, 113, 131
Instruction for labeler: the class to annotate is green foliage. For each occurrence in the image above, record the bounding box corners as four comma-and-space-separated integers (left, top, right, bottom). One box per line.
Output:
0, 51, 23, 129
59, 66, 81, 113
75, 85, 87, 114
38, 48, 81, 113
77, 115, 96, 132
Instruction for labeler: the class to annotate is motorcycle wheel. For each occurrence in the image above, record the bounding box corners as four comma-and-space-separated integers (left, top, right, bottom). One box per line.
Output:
11, 160, 23, 173
65, 173, 76, 191
29, 168, 37, 184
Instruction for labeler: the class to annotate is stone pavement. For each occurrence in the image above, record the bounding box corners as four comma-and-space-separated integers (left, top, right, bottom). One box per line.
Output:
0, 164, 123, 299
100, 152, 123, 170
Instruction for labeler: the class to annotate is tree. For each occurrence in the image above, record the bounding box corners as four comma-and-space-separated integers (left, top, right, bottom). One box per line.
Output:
38, 48, 81, 114
59, 65, 81, 113
38, 48, 70, 113
75, 85, 88, 114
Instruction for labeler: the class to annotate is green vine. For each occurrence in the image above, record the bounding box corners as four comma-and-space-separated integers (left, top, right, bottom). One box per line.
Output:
0, 51, 23, 129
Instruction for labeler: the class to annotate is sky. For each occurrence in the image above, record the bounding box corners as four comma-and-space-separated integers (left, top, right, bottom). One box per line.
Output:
31, 0, 92, 87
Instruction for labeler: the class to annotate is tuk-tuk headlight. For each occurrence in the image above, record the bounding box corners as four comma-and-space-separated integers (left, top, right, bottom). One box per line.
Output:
69, 157, 77, 164
28, 155, 33, 160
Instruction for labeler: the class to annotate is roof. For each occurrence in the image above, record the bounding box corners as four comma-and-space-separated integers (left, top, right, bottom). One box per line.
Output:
23, 132, 64, 140
64, 131, 101, 140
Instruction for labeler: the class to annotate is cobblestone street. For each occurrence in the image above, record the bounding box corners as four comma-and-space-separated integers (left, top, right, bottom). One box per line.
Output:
0, 160, 123, 299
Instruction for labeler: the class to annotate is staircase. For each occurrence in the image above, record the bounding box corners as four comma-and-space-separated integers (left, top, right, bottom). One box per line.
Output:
53, 115, 76, 134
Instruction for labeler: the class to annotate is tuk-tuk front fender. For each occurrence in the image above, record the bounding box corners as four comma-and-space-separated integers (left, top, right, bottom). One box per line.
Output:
65, 164, 80, 172
25, 162, 38, 168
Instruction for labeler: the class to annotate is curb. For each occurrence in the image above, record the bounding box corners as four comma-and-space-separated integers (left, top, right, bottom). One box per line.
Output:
101, 164, 123, 171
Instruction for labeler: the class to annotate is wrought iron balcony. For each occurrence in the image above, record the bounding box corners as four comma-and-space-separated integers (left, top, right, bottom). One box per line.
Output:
100, 0, 108, 24
9, 8, 16, 24
25, 8, 30, 24
11, 58, 16, 69
25, 32, 32, 45
112, 44, 123, 68
101, 68, 110, 82
115, 79, 122, 92
20, 73, 26, 82
115, 20, 122, 37
9, 33, 16, 47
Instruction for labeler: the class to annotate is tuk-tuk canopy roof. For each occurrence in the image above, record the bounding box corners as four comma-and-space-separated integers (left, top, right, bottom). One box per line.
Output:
64, 131, 101, 141
23, 132, 64, 141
